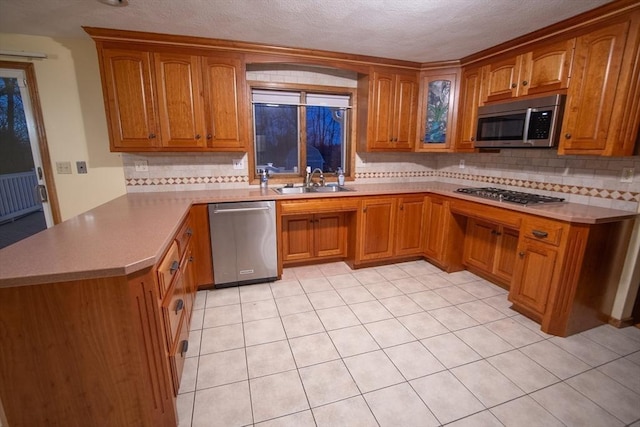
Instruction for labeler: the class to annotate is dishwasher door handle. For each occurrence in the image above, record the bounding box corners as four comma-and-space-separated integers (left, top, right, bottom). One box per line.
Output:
212, 206, 271, 214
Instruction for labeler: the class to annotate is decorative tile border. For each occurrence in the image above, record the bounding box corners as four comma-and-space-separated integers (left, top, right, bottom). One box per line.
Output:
125, 170, 639, 203
126, 176, 249, 186
439, 171, 640, 202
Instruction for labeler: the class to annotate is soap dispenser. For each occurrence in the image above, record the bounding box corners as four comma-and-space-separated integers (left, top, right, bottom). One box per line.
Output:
337, 167, 345, 186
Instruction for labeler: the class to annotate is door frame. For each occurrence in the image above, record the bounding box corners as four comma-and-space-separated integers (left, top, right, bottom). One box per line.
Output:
1, 60, 61, 225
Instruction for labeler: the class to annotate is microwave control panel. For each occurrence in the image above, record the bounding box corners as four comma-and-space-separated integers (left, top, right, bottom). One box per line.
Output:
528, 110, 552, 139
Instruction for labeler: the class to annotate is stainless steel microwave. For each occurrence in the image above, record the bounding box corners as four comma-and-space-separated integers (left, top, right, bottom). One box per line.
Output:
475, 94, 566, 148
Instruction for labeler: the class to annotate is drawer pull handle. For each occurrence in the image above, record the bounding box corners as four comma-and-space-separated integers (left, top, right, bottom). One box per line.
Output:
532, 230, 548, 238
170, 260, 180, 274
175, 299, 184, 314
180, 340, 189, 357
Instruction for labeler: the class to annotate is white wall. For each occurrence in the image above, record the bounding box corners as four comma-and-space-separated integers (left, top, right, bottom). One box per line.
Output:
0, 33, 126, 221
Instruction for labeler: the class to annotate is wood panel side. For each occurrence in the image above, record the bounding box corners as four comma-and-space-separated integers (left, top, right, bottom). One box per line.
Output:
0, 275, 173, 426
190, 204, 214, 288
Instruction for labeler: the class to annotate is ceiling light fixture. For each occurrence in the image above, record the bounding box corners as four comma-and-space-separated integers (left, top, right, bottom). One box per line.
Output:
98, 0, 129, 7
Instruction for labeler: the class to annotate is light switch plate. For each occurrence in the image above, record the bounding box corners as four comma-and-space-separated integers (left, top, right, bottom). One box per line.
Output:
233, 158, 244, 170
134, 160, 149, 172
459, 159, 465, 169
56, 161, 72, 174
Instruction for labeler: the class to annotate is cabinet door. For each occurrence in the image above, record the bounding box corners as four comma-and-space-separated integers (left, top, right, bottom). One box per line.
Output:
463, 218, 498, 273
154, 53, 206, 149
358, 198, 396, 261
521, 39, 575, 96
369, 71, 395, 149
315, 213, 347, 258
484, 56, 522, 102
393, 74, 418, 150
559, 21, 629, 153
101, 49, 159, 150
416, 71, 458, 152
510, 241, 557, 317
395, 196, 425, 256
282, 215, 314, 262
424, 196, 449, 263
202, 56, 246, 150
493, 227, 519, 285
456, 66, 482, 152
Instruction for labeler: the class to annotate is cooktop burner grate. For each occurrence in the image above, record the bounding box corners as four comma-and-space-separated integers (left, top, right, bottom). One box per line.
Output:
455, 187, 565, 205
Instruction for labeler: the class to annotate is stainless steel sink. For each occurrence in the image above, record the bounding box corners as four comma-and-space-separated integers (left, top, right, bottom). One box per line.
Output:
273, 185, 353, 194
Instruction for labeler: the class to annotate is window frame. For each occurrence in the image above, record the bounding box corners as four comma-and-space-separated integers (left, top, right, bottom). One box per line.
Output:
247, 81, 357, 185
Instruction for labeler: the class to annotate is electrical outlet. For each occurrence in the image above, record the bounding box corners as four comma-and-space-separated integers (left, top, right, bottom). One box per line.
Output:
621, 167, 634, 183
134, 160, 149, 172
56, 161, 72, 174
233, 158, 244, 170
459, 159, 465, 169
76, 161, 87, 174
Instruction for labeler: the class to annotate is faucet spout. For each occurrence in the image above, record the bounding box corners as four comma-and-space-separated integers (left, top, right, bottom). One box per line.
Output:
306, 168, 325, 187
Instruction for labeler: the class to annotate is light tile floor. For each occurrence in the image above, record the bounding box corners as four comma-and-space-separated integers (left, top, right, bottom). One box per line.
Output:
177, 260, 640, 427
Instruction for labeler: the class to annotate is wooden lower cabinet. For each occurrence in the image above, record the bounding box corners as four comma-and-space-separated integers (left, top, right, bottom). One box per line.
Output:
395, 195, 426, 256
463, 218, 518, 286
509, 240, 558, 321
282, 212, 347, 264
357, 197, 397, 261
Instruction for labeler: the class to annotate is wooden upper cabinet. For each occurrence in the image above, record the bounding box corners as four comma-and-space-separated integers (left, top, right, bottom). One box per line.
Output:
202, 56, 247, 150
456, 66, 483, 151
100, 49, 159, 150
366, 70, 418, 151
522, 39, 575, 97
416, 69, 460, 152
558, 17, 638, 155
154, 53, 206, 149
484, 38, 574, 103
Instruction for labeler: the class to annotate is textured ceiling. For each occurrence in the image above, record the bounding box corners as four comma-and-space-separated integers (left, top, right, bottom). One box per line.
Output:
0, 0, 614, 63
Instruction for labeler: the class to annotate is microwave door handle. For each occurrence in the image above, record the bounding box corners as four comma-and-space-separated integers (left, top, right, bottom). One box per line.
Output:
522, 108, 533, 145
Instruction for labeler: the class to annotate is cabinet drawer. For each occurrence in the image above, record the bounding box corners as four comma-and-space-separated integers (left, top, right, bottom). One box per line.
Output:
175, 215, 193, 257
162, 270, 186, 350
157, 241, 180, 298
169, 315, 190, 395
522, 217, 565, 246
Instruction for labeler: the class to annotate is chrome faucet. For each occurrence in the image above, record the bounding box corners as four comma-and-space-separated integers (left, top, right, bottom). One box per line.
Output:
305, 167, 325, 187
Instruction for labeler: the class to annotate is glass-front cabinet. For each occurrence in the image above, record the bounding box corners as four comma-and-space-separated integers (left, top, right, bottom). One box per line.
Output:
416, 69, 460, 152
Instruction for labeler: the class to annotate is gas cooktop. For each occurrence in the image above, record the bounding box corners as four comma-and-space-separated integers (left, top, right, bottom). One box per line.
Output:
455, 187, 565, 205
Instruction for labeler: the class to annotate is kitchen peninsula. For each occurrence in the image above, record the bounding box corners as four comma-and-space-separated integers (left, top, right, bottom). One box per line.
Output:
0, 184, 636, 426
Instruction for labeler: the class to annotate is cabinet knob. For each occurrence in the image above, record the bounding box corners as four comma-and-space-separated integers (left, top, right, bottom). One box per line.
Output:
189, 255, 194, 263
564, 133, 572, 139
195, 134, 201, 140
471, 137, 475, 141
175, 298, 184, 314
400, 205, 404, 211
522, 80, 528, 86
207, 134, 212, 140
149, 133, 156, 139
363, 207, 368, 213
511, 83, 517, 88
186, 227, 193, 237
170, 260, 179, 274
519, 251, 525, 258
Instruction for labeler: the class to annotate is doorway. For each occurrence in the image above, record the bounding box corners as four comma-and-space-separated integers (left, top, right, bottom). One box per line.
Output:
0, 61, 60, 249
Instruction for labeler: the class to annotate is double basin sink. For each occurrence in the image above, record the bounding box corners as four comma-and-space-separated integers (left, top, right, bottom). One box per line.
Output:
273, 185, 353, 194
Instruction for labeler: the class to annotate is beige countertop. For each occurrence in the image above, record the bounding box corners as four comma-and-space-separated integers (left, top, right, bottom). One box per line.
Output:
0, 181, 636, 288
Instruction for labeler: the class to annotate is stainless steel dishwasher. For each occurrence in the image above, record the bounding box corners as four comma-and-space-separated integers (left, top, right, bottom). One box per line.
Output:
208, 200, 277, 288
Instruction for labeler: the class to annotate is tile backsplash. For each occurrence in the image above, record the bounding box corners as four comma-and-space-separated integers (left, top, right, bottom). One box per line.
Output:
123, 149, 640, 212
